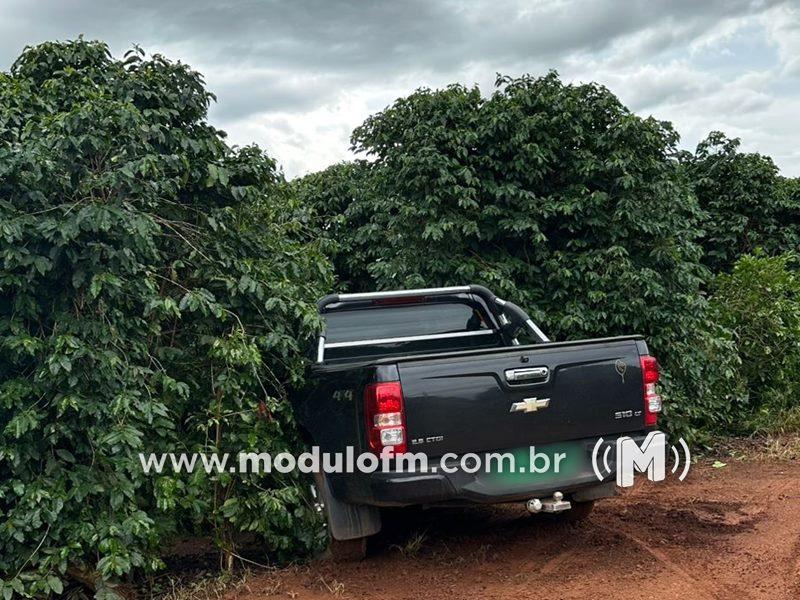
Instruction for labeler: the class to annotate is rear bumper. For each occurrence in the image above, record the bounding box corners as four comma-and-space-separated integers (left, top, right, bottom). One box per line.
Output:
329, 433, 647, 507
366, 469, 609, 506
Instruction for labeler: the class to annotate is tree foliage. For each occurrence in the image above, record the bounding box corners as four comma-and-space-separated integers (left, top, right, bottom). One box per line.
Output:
295, 72, 743, 439
0, 39, 330, 597
289, 161, 373, 291
685, 132, 800, 271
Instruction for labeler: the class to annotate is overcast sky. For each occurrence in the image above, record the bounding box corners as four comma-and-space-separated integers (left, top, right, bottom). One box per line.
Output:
2, 0, 799, 178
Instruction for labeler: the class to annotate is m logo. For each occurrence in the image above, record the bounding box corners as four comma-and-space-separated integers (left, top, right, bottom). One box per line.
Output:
616, 431, 666, 487
591, 431, 691, 487
509, 397, 550, 413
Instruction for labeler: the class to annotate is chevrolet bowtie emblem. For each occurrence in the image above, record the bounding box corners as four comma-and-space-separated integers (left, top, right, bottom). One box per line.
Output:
510, 397, 551, 413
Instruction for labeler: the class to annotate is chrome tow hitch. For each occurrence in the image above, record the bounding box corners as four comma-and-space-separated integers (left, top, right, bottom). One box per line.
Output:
526, 491, 572, 514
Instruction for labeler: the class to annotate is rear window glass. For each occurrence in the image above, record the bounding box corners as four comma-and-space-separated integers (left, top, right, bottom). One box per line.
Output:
324, 302, 491, 344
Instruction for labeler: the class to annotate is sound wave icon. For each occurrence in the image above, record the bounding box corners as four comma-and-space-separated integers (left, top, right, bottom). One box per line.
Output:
591, 438, 614, 481
671, 438, 692, 481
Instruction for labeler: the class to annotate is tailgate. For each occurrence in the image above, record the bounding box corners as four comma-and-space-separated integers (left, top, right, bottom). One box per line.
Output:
399, 338, 645, 458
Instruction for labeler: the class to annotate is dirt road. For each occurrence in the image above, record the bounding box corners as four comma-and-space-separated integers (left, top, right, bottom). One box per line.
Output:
225, 457, 800, 600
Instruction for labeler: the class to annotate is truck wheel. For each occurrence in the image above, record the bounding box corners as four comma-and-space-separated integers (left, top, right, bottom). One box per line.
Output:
325, 536, 368, 561
564, 500, 595, 522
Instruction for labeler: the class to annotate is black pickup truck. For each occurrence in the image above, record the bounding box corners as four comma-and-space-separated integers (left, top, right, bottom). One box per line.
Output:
293, 285, 660, 556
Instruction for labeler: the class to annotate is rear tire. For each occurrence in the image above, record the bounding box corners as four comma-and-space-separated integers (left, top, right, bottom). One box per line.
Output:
564, 500, 595, 522
324, 536, 368, 561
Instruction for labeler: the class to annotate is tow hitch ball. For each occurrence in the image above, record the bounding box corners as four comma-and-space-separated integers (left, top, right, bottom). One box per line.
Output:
526, 491, 571, 514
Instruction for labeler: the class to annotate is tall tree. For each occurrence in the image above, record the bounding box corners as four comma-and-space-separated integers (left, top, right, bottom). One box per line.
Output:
297, 72, 743, 439
0, 39, 329, 596
686, 131, 800, 271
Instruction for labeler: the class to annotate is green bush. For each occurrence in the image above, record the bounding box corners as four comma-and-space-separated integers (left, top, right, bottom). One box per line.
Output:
708, 253, 800, 433
684, 132, 800, 272
288, 161, 373, 291
295, 72, 742, 443
0, 39, 330, 597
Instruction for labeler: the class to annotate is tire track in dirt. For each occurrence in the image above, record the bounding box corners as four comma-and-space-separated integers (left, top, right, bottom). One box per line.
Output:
595, 523, 739, 600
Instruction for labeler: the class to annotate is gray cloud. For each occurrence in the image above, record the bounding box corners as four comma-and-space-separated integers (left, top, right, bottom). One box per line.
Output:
1, 0, 798, 176
208, 70, 344, 120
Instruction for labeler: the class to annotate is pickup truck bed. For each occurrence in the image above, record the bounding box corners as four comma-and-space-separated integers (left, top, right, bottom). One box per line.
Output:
294, 285, 659, 547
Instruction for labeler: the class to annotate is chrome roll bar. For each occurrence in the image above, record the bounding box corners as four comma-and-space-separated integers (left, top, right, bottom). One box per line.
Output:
315, 284, 549, 363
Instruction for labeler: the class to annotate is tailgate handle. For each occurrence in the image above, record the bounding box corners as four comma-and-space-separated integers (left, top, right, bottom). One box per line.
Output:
505, 366, 549, 383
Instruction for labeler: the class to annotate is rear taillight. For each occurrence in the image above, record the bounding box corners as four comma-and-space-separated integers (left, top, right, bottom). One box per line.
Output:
640, 355, 661, 426
364, 381, 407, 454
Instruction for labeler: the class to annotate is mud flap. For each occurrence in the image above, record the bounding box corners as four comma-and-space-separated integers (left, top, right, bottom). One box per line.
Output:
315, 472, 382, 541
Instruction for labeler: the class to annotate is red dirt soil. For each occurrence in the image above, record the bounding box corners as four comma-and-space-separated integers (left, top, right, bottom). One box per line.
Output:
225, 459, 800, 600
